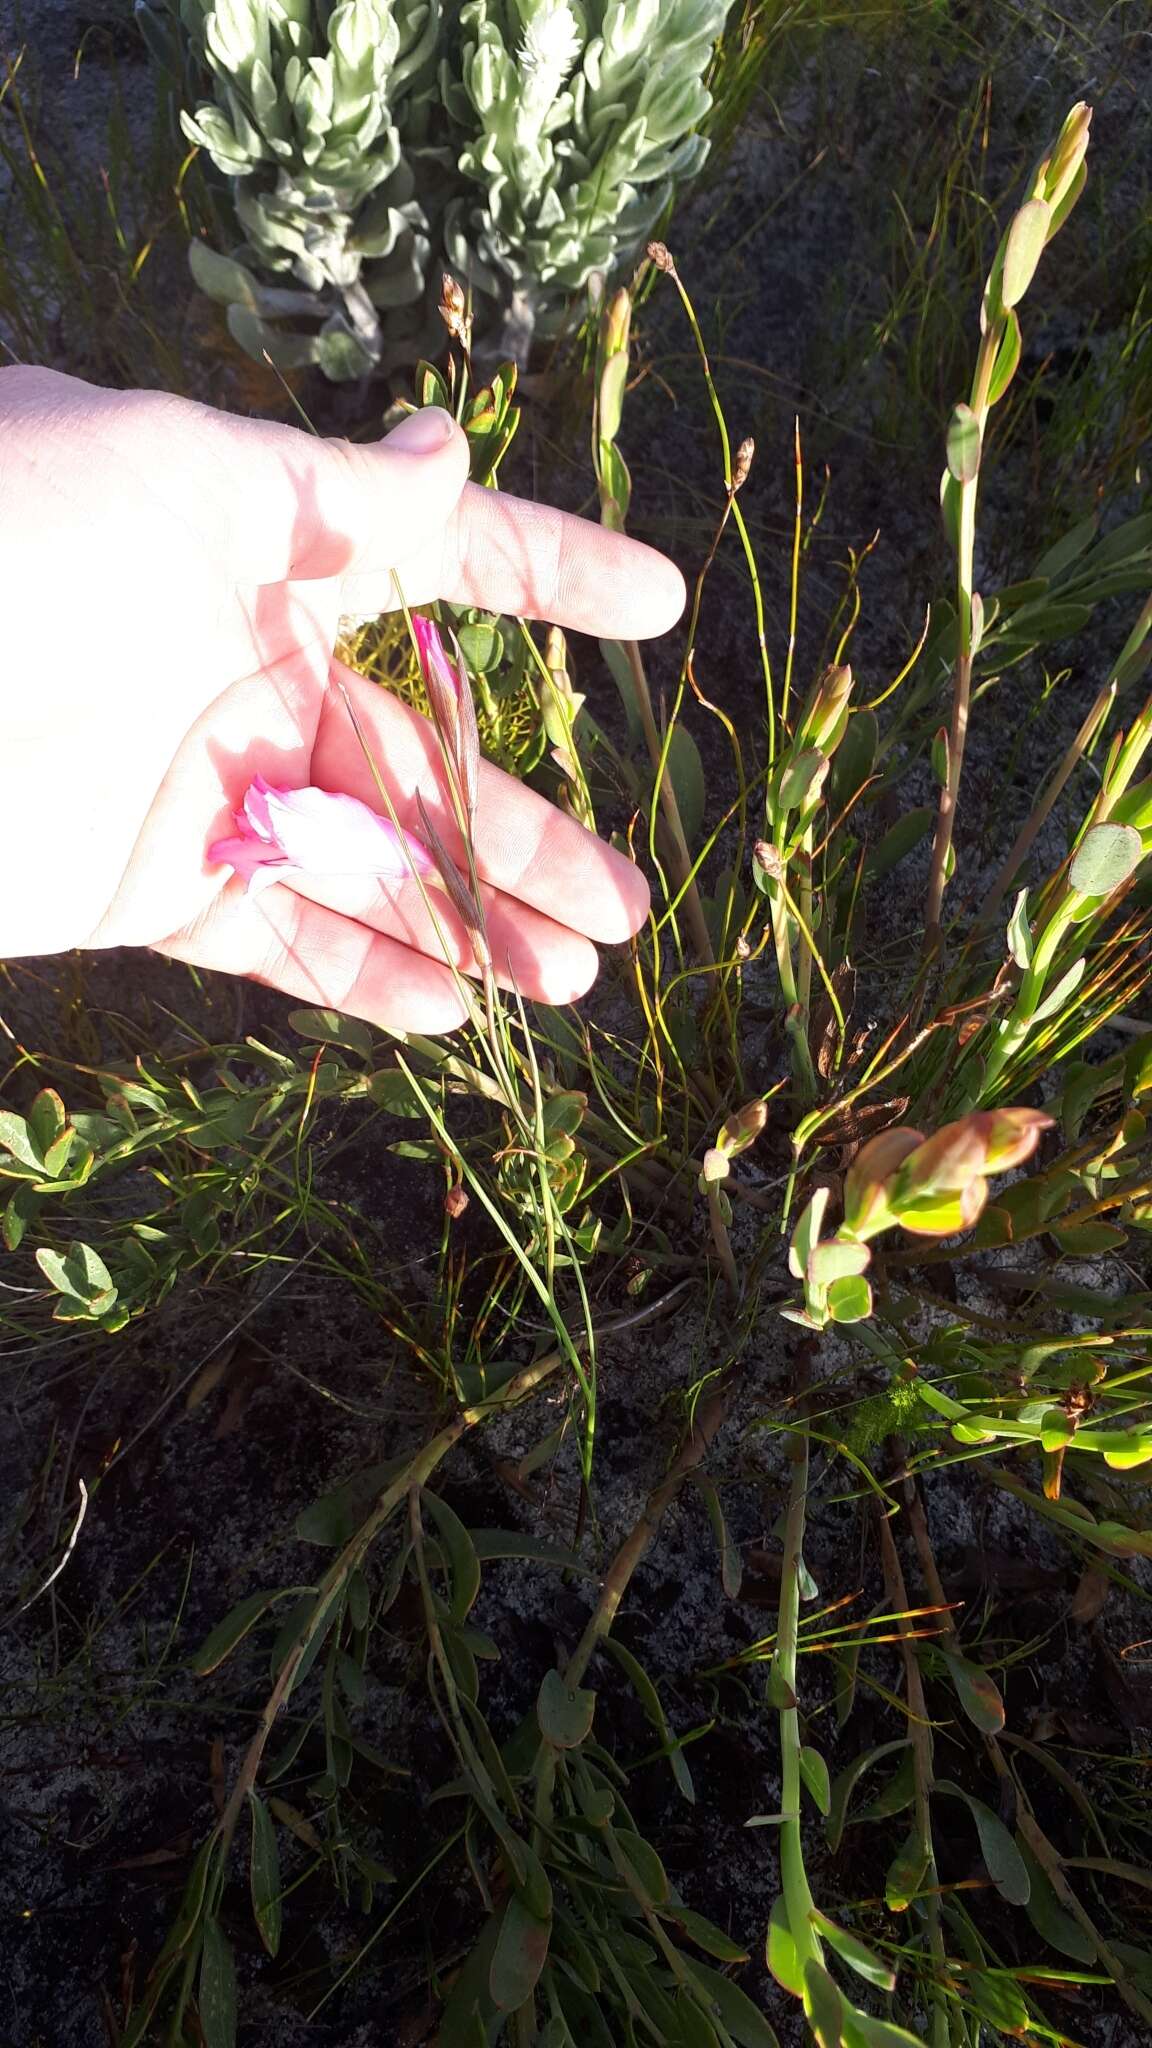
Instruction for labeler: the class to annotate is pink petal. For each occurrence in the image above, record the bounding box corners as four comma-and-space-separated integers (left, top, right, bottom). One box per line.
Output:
208, 781, 433, 893
243, 775, 279, 844
412, 614, 461, 701
207, 832, 288, 886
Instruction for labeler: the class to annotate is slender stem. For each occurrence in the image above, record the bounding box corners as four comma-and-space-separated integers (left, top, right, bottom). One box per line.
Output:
876, 1507, 950, 2048
706, 1180, 741, 1298
775, 1426, 820, 1965
923, 328, 999, 956
627, 638, 716, 965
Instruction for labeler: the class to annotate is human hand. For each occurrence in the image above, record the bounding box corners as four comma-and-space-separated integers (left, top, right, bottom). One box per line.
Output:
0, 367, 684, 1029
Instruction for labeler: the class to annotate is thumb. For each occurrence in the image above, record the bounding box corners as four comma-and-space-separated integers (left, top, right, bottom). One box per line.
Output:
205, 401, 472, 588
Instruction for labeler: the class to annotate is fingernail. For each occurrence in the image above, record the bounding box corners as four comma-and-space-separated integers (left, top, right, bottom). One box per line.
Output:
386, 405, 457, 454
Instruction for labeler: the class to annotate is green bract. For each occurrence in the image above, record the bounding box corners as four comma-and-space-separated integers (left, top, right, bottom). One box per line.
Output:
137, 0, 733, 375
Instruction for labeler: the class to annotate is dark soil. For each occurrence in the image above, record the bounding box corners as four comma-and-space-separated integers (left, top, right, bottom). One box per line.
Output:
2, 4, 1152, 2045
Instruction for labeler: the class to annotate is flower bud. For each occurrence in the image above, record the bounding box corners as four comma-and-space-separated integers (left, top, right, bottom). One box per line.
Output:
884, 1108, 1052, 1238
717, 1097, 769, 1159
842, 1126, 924, 1238
891, 1119, 990, 1203
979, 1106, 1053, 1172
1041, 101, 1092, 208
796, 665, 853, 757
445, 1183, 469, 1219
603, 286, 631, 357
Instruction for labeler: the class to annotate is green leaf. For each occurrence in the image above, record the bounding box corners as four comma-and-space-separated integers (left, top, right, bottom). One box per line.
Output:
940, 467, 962, 549
1031, 955, 1086, 1024
694, 1475, 743, 1599
1051, 1220, 1128, 1255
0, 1111, 42, 1170
536, 1668, 596, 1749
843, 2015, 922, 2048
457, 621, 504, 673
936, 1781, 1030, 1904
964, 1968, 1030, 2033
807, 1240, 871, 1286
987, 306, 1022, 403
766, 1894, 805, 1995
605, 1637, 694, 1801
36, 1240, 116, 1313
946, 402, 981, 483
367, 1069, 427, 1116
800, 1744, 832, 1816
827, 1274, 873, 1324
855, 1753, 916, 1824
930, 727, 949, 788
673, 1988, 723, 2048
295, 1458, 407, 1544
884, 1826, 928, 1911
1007, 889, 1033, 968
1001, 199, 1052, 306
601, 637, 643, 742
826, 1740, 909, 1855
423, 1491, 482, 1622
803, 1960, 845, 2048
995, 598, 1094, 647
190, 1586, 313, 1676
828, 708, 878, 813
864, 807, 933, 878
289, 1007, 374, 1056
777, 746, 828, 816
3, 1188, 36, 1251
788, 1186, 830, 1279
189, 238, 263, 310
665, 725, 707, 848
615, 1827, 670, 1904
249, 1794, 282, 1958
664, 1904, 748, 1963
764, 1657, 796, 1711
1035, 510, 1100, 579
810, 1910, 895, 1991
198, 1919, 237, 2048
1069, 822, 1143, 897
943, 1654, 1005, 1734
489, 1895, 550, 2011
683, 1960, 781, 2048
28, 1089, 66, 1156
1017, 1839, 1095, 1963
468, 1530, 595, 1575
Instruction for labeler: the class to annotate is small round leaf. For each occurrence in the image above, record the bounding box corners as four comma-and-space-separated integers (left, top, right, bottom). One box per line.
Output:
1069, 822, 1142, 898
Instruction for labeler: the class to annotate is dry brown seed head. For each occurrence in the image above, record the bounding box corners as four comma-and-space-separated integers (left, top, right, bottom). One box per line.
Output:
445, 1183, 469, 1219
647, 240, 675, 274
439, 273, 469, 340
731, 437, 755, 492
754, 840, 784, 882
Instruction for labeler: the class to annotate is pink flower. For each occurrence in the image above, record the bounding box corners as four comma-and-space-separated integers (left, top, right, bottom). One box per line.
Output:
412, 613, 463, 712
209, 775, 434, 895
412, 613, 479, 819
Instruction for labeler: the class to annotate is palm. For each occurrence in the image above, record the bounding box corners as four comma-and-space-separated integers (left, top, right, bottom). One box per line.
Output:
1, 368, 684, 1029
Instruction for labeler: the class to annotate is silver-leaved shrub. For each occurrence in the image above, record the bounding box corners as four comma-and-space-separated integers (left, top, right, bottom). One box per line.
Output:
136, 0, 733, 375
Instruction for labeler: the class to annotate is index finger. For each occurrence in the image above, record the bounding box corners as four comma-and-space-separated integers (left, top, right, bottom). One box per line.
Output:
341, 481, 687, 640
